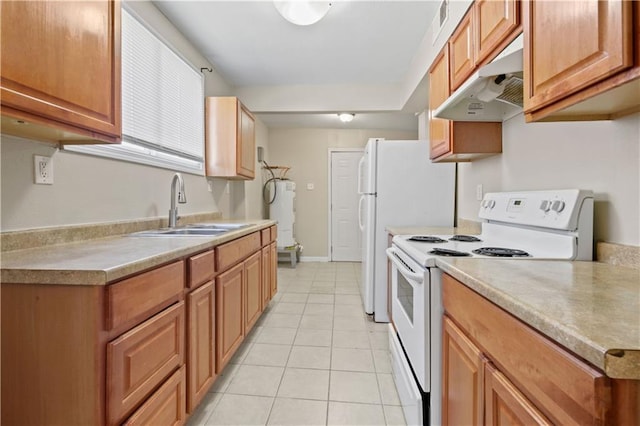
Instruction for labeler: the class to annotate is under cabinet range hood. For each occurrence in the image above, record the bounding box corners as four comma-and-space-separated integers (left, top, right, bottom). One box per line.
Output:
434, 35, 524, 122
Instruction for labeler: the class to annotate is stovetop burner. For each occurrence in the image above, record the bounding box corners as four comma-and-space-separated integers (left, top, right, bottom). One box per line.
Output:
472, 247, 530, 257
409, 236, 448, 243
428, 248, 472, 257
449, 235, 482, 242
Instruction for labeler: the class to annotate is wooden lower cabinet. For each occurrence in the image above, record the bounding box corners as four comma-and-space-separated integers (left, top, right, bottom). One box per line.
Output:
215, 262, 245, 373
244, 251, 263, 333
261, 244, 273, 308
269, 242, 277, 298
442, 317, 484, 426
484, 362, 551, 425
107, 301, 185, 425
124, 366, 186, 426
441, 273, 639, 425
187, 281, 216, 413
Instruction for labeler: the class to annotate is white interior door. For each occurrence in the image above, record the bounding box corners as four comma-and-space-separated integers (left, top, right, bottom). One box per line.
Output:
330, 151, 363, 261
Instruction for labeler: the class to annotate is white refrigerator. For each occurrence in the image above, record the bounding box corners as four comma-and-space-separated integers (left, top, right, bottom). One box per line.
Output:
358, 139, 455, 322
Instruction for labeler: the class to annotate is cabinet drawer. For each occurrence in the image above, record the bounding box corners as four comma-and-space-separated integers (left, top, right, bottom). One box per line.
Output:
261, 228, 271, 246
106, 261, 184, 332
123, 365, 186, 426
442, 274, 610, 424
270, 225, 277, 242
188, 250, 215, 289
107, 302, 185, 425
216, 232, 261, 272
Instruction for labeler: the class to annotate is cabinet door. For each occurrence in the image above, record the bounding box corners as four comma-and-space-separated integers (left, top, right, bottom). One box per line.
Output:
429, 48, 452, 160
449, 11, 476, 91
237, 104, 255, 179
442, 316, 483, 426
187, 282, 215, 413
474, 0, 520, 65
524, 0, 633, 112
244, 251, 262, 333
485, 362, 551, 426
216, 262, 244, 374
261, 245, 272, 309
269, 242, 278, 298
0, 0, 121, 142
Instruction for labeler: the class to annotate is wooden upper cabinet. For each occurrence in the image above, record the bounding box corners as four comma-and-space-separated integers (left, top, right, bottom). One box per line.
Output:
0, 0, 121, 144
449, 11, 476, 92
524, 0, 636, 118
205, 97, 256, 180
474, 0, 520, 65
429, 48, 452, 160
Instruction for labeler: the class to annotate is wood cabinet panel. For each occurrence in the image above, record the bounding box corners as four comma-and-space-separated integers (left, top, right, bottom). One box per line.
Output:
429, 48, 452, 159
449, 11, 476, 91
216, 262, 245, 373
442, 274, 611, 424
107, 302, 185, 425
270, 225, 278, 242
269, 242, 278, 298
187, 282, 215, 413
524, 0, 633, 112
244, 251, 263, 333
216, 232, 262, 272
238, 104, 256, 179
205, 96, 255, 180
484, 362, 551, 426
261, 245, 272, 309
442, 316, 484, 426
0, 0, 121, 144
1, 284, 105, 426
474, 0, 520, 65
106, 261, 184, 333
261, 228, 271, 246
123, 366, 186, 426
188, 250, 215, 289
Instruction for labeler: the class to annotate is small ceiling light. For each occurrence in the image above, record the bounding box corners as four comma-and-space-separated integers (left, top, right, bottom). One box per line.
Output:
274, 1, 332, 26
338, 113, 355, 123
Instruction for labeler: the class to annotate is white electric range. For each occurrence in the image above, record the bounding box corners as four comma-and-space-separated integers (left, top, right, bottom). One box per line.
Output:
386, 189, 594, 426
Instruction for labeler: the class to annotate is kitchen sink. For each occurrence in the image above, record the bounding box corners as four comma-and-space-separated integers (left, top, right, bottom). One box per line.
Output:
128, 222, 253, 237
129, 228, 230, 237
187, 223, 252, 230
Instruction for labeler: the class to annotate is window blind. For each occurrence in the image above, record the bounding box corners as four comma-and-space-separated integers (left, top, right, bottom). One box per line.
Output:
121, 8, 204, 160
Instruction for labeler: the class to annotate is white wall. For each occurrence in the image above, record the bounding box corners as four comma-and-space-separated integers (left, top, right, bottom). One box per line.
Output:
268, 128, 418, 258
457, 112, 640, 246
0, 1, 268, 231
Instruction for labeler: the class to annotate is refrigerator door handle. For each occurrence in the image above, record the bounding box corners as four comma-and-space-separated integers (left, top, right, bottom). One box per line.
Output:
358, 195, 365, 231
357, 156, 365, 194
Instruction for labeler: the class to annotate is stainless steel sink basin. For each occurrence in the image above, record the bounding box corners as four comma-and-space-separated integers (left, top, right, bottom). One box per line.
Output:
129, 228, 229, 237
187, 223, 252, 230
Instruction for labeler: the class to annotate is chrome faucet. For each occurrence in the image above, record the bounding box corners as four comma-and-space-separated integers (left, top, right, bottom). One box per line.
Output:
168, 173, 187, 228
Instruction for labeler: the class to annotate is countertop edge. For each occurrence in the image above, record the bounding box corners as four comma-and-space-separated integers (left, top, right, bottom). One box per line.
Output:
435, 259, 639, 380
1, 220, 276, 286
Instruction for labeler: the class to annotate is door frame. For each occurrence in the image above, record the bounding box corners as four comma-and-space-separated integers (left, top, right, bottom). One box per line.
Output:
327, 147, 365, 261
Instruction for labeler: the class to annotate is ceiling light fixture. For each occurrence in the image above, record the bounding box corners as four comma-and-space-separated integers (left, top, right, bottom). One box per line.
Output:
338, 113, 355, 123
274, 1, 332, 26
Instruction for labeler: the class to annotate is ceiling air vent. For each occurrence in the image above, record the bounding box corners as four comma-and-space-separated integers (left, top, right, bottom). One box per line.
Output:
432, 0, 449, 45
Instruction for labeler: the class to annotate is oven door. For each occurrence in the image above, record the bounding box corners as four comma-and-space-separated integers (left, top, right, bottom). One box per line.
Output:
386, 246, 429, 392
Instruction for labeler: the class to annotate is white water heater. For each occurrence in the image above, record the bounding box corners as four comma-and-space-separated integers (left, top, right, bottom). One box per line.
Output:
269, 180, 296, 248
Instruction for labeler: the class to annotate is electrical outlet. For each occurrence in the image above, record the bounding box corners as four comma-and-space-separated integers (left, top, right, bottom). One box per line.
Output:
34, 155, 53, 185
476, 184, 483, 201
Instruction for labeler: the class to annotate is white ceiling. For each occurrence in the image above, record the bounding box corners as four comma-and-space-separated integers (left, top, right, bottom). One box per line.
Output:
153, 1, 442, 132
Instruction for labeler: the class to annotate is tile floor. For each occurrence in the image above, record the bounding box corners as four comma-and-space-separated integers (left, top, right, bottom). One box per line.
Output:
187, 261, 406, 426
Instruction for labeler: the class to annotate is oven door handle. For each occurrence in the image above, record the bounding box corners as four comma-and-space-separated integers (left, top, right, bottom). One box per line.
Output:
386, 248, 424, 284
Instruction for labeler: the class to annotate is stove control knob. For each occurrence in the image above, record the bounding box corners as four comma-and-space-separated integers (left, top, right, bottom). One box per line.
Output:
551, 200, 565, 212
539, 200, 551, 212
